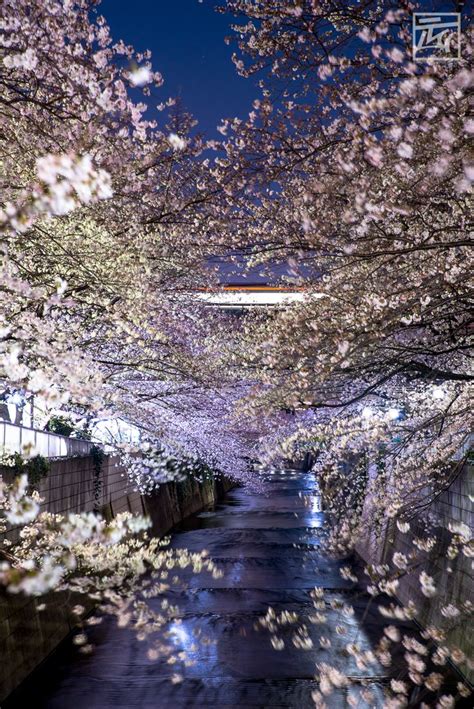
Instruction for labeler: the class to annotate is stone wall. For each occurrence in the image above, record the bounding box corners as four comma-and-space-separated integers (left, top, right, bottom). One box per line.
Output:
0, 454, 233, 701
355, 463, 473, 683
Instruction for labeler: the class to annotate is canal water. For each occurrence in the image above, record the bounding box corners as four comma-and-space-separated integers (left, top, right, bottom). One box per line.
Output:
5, 471, 467, 707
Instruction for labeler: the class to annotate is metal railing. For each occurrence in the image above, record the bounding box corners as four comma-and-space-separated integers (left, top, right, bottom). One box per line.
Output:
0, 420, 94, 458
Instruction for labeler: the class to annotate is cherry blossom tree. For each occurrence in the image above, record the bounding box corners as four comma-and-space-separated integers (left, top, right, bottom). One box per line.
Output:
0, 0, 253, 662
210, 1, 474, 702
217, 0, 473, 532
0, 0, 258, 481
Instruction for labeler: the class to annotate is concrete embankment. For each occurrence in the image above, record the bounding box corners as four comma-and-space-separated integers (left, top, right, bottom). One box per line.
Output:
0, 454, 233, 702
355, 462, 473, 684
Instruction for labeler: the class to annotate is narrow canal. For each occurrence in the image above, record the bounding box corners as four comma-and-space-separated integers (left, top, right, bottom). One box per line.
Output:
5, 470, 467, 707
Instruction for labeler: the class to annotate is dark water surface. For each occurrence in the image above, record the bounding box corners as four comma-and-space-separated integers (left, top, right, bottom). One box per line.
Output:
5, 471, 467, 708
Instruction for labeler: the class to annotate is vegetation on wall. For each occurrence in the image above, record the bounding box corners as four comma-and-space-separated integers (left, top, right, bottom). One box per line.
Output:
0, 451, 50, 488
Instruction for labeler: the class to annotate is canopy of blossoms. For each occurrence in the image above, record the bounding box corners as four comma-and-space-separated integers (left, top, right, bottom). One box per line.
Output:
0, 1, 472, 705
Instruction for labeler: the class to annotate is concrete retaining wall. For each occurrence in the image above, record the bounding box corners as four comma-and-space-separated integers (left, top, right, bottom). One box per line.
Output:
355, 463, 473, 682
0, 454, 233, 701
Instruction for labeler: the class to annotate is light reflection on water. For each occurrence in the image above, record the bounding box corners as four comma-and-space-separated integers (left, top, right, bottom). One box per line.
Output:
8, 470, 420, 708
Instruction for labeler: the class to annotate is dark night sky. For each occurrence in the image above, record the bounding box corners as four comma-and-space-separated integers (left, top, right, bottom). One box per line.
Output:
100, 0, 473, 138
100, 0, 259, 137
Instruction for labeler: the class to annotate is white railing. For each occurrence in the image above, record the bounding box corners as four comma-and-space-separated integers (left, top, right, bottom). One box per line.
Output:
0, 420, 94, 458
